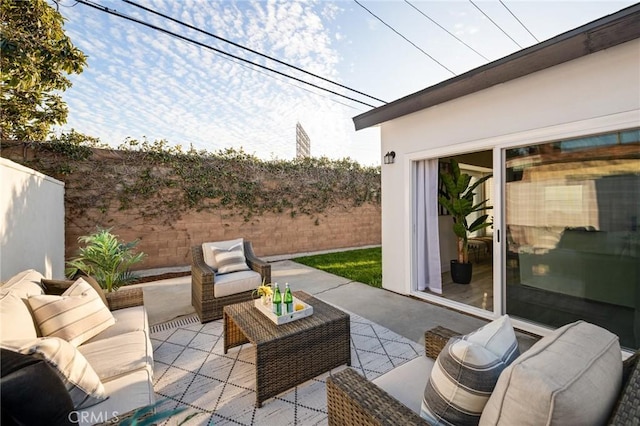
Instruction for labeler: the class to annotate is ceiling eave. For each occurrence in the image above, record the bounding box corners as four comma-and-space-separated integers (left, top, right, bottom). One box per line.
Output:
353, 4, 640, 131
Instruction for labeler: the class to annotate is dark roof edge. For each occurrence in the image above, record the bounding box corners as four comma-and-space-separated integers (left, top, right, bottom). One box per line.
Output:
353, 4, 640, 131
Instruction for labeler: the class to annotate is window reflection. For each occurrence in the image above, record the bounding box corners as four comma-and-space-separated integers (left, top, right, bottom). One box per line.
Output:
505, 128, 640, 350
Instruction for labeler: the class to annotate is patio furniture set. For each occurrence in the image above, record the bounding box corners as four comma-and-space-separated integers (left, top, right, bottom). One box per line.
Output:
2, 238, 638, 425
193, 239, 351, 407
327, 322, 640, 426
194, 238, 640, 425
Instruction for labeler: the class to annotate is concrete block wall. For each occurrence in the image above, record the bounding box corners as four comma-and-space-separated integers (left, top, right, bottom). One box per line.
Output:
3, 143, 381, 271
65, 204, 381, 269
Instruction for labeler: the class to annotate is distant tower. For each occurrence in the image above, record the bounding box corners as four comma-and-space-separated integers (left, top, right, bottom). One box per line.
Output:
296, 122, 310, 159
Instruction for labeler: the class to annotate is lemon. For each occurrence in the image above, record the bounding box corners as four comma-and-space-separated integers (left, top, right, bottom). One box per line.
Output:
295, 303, 304, 311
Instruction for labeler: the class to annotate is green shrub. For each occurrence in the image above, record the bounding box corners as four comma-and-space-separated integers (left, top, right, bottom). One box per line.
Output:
65, 228, 146, 292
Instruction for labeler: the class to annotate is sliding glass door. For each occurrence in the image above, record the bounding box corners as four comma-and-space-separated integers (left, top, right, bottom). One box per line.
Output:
503, 129, 640, 350
414, 152, 494, 313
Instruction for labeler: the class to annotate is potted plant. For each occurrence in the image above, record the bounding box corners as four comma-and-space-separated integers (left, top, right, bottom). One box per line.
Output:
65, 228, 146, 292
438, 159, 492, 284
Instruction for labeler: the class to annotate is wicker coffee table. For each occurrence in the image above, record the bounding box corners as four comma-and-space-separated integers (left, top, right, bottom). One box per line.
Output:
223, 291, 351, 407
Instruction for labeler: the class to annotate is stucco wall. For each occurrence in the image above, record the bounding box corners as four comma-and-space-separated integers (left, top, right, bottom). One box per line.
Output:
1, 158, 65, 280
379, 39, 640, 295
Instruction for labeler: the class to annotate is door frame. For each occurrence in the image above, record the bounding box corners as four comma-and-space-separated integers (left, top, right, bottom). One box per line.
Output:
407, 110, 638, 337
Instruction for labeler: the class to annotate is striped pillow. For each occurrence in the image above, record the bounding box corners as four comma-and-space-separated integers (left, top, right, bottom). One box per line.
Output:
203, 238, 244, 271
28, 278, 115, 346
3, 336, 106, 409
421, 315, 519, 425
212, 242, 250, 274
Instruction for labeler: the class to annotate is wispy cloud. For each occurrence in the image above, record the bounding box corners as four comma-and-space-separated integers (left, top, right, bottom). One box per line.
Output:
58, 0, 366, 162
54, 0, 633, 165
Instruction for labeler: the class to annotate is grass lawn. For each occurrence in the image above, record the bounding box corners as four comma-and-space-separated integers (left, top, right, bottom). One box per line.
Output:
293, 247, 382, 288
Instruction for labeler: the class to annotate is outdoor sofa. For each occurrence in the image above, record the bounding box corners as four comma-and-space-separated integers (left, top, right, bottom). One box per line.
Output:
327, 319, 639, 426
1, 269, 154, 425
191, 239, 271, 323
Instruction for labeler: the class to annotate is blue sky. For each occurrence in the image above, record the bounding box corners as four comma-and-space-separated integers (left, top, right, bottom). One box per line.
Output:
52, 0, 636, 165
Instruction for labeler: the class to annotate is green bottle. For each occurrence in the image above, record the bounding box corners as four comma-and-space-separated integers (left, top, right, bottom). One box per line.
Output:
273, 283, 282, 316
284, 283, 293, 314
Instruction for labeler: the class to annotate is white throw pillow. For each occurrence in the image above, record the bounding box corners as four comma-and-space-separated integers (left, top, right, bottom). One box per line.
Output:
2, 336, 107, 409
479, 320, 622, 426
212, 242, 250, 274
1, 269, 45, 298
202, 238, 244, 271
28, 278, 115, 346
421, 315, 519, 425
0, 290, 39, 341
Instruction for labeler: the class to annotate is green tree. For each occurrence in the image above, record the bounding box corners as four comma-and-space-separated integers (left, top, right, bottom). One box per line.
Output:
1, 0, 86, 141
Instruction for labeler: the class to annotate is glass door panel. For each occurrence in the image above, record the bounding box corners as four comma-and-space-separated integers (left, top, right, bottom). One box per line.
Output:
504, 129, 640, 350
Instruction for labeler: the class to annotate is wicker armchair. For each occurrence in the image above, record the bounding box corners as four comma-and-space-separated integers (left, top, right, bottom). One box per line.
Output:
191, 241, 271, 323
326, 327, 640, 426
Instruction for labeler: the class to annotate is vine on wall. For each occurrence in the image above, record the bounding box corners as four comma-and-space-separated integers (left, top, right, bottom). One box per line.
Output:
1, 135, 381, 224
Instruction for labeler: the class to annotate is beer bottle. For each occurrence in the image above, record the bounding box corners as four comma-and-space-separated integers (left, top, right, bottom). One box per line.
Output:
273, 283, 282, 316
284, 283, 293, 314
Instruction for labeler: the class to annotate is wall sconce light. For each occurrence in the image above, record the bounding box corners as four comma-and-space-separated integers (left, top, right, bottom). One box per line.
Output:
383, 151, 396, 165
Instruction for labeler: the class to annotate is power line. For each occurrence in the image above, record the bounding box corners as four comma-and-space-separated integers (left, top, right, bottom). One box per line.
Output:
78, 1, 364, 111
74, 0, 379, 108
353, 0, 455, 76
123, 0, 387, 105
499, 0, 539, 43
53, 0, 79, 8
190, 41, 367, 113
469, 0, 523, 49
119, 8, 367, 113
119, 10, 364, 112
220, 51, 367, 112
403, 0, 489, 61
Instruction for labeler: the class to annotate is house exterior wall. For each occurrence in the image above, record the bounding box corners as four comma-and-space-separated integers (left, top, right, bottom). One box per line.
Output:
379, 39, 640, 296
0, 158, 65, 280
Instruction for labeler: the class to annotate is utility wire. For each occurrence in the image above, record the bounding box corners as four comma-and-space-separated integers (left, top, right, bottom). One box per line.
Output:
469, 0, 523, 49
499, 0, 539, 42
74, 0, 378, 108
220, 51, 366, 112
54, 0, 79, 7
85, 2, 364, 111
194, 43, 366, 112
112, 7, 364, 111
119, 7, 366, 112
123, 0, 387, 104
403, 0, 489, 61
353, 0, 455, 76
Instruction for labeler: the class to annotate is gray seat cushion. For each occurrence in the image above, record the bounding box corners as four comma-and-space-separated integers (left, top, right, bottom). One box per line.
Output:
213, 270, 262, 298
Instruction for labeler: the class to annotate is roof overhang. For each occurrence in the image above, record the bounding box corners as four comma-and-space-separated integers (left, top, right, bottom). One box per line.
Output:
353, 4, 640, 131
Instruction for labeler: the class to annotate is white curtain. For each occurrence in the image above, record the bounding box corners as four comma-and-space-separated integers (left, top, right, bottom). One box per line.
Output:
415, 159, 442, 293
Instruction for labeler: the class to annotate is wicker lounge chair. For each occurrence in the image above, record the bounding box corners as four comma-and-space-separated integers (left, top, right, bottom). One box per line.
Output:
191, 241, 271, 323
326, 326, 640, 425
